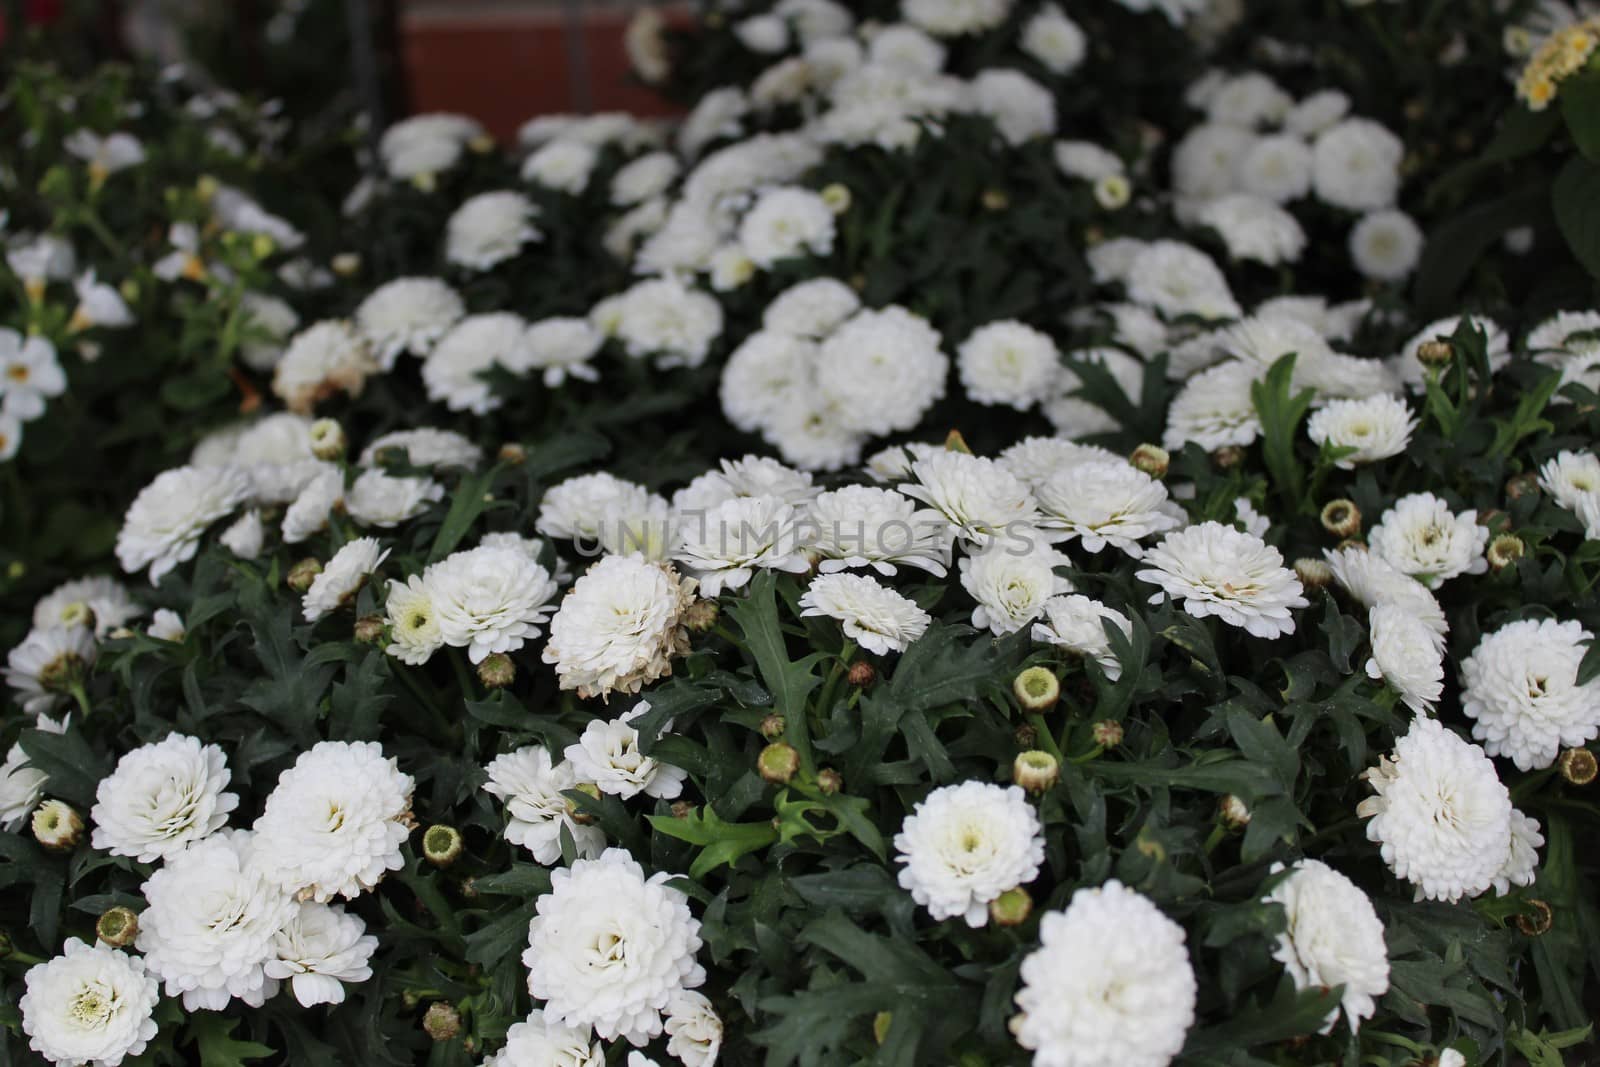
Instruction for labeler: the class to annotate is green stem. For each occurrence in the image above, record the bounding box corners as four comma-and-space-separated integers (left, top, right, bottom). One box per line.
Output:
1203, 823, 1227, 855
68, 680, 92, 720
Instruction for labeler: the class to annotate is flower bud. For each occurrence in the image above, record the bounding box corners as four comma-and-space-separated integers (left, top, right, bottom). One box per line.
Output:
760, 714, 786, 740
567, 782, 602, 824
402, 990, 421, 1009
423, 824, 464, 868
1014, 723, 1038, 748
422, 1002, 461, 1041
1505, 471, 1540, 501
497, 442, 527, 466
820, 183, 852, 214
286, 557, 322, 593
1012, 751, 1059, 794
1217, 794, 1251, 830
331, 253, 361, 277
1091, 720, 1124, 748
1487, 533, 1525, 573
683, 599, 720, 633
1515, 899, 1553, 937
981, 188, 1009, 212
32, 800, 83, 852
1293, 558, 1333, 592
873, 1012, 892, 1045
816, 767, 844, 795
1559, 747, 1597, 786
469, 133, 496, 154
847, 661, 876, 688
1093, 174, 1131, 210
458, 878, 477, 900
96, 906, 139, 948
249, 233, 276, 261
1416, 339, 1454, 369
477, 653, 515, 689
411, 171, 438, 193
671, 800, 694, 819
1210, 445, 1245, 470
1012, 667, 1060, 712
989, 886, 1033, 927
758, 742, 800, 785
1320, 499, 1362, 539
1478, 508, 1512, 533
195, 174, 220, 202
119, 278, 140, 304
309, 418, 345, 460
1129, 444, 1169, 480
354, 614, 385, 644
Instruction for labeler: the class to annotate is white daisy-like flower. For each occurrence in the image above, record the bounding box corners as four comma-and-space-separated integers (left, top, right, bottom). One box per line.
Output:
89, 733, 236, 862
543, 554, 696, 699
1238, 134, 1313, 203
523, 848, 706, 1045
6, 232, 76, 287
219, 509, 265, 559
1307, 395, 1416, 468
815, 306, 949, 436
1032, 594, 1133, 680
70, 269, 134, 330
1170, 123, 1254, 202
903, 0, 1012, 37
1365, 604, 1445, 714
763, 277, 861, 338
425, 545, 559, 663
1137, 522, 1308, 639
115, 464, 252, 584
514, 317, 604, 387
564, 704, 689, 801
807, 484, 953, 576
5, 624, 96, 716
20, 938, 160, 1067
422, 312, 529, 415
612, 151, 680, 206
0, 329, 67, 421
959, 539, 1074, 635
706, 454, 820, 505
900, 450, 1041, 544
378, 112, 483, 180
1034, 461, 1183, 554
996, 437, 1121, 489
1324, 546, 1449, 640
147, 609, 184, 642
1393, 314, 1511, 393
264, 902, 377, 1008
302, 537, 389, 622
1311, 118, 1403, 211
64, 129, 146, 178
445, 190, 541, 271
281, 463, 343, 545
863, 441, 942, 483
484, 745, 606, 864
895, 780, 1043, 927
1162, 359, 1261, 452
1054, 141, 1125, 182
957, 320, 1062, 409
1349, 209, 1424, 282
738, 186, 837, 268
345, 467, 444, 530
1205, 71, 1292, 128
1011, 880, 1197, 1067
252, 740, 415, 902
720, 331, 816, 433
969, 68, 1057, 145
32, 575, 140, 636
1527, 309, 1600, 356
1358, 718, 1521, 902
799, 572, 931, 654
1460, 617, 1600, 771
1537, 450, 1600, 538
1196, 194, 1307, 266
1286, 88, 1350, 137
271, 320, 377, 415
1124, 240, 1241, 320
1367, 492, 1487, 588
137, 832, 297, 1009
539, 472, 657, 544
0, 743, 47, 832
361, 427, 483, 471
1264, 859, 1389, 1034
522, 139, 599, 194
485, 1010, 605, 1067
1022, 4, 1087, 73
383, 574, 444, 666
613, 276, 725, 369
673, 494, 811, 598
354, 277, 465, 370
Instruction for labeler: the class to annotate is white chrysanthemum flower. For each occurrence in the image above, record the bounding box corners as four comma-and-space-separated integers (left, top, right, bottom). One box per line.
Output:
21, 938, 160, 1067
969, 69, 1057, 145
1393, 315, 1511, 392
1286, 88, 1350, 137
1349, 209, 1424, 282
720, 331, 816, 433
815, 306, 948, 436
522, 139, 599, 194
807, 485, 952, 576
361, 427, 482, 471
523, 848, 705, 1045
219, 509, 265, 559
271, 320, 377, 415
1012, 880, 1197, 1067
539, 472, 655, 544
1163, 360, 1261, 453
354, 277, 465, 370
425, 545, 558, 663
264, 902, 377, 1008
1035, 461, 1182, 554
959, 540, 1073, 635
1171, 123, 1255, 201
302, 537, 389, 622
1125, 240, 1241, 320
1307, 395, 1415, 468
446, 191, 540, 271
484, 746, 606, 864
764, 389, 870, 472
1137, 523, 1308, 639
707, 454, 819, 504
378, 113, 483, 180
738, 186, 837, 268
763, 277, 861, 338
903, 0, 1012, 36
900, 451, 1041, 544
1196, 194, 1307, 266
1537, 450, 1600, 538
1022, 4, 1087, 73
735, 12, 790, 52
116, 465, 251, 584
957, 321, 1061, 409
1460, 617, 1600, 771
513, 317, 604, 387
1264, 859, 1389, 1034
1526, 309, 1600, 356
89, 733, 236, 862
5, 624, 96, 716
1324, 546, 1448, 639
612, 151, 680, 206
865, 24, 945, 74
1358, 718, 1520, 902
345, 469, 443, 529
1312, 118, 1403, 211
673, 494, 811, 598
799, 573, 931, 654
137, 832, 296, 1009
0, 742, 47, 831
253, 740, 415, 902
1497, 807, 1544, 895
894, 780, 1043, 927
613, 277, 725, 369
32, 575, 139, 636
1367, 492, 1487, 588
1054, 141, 1125, 182
485, 1010, 605, 1067
1365, 604, 1444, 714
863, 441, 942, 483
543, 555, 696, 699
1032, 594, 1133, 680
382, 575, 444, 666
996, 437, 1121, 488
1206, 70, 1292, 127
564, 704, 688, 802
1239, 134, 1313, 203
422, 312, 530, 415
280, 463, 342, 545
1232, 497, 1270, 540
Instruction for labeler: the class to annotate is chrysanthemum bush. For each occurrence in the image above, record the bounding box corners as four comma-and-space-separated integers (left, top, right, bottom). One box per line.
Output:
5, 0, 1600, 1064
